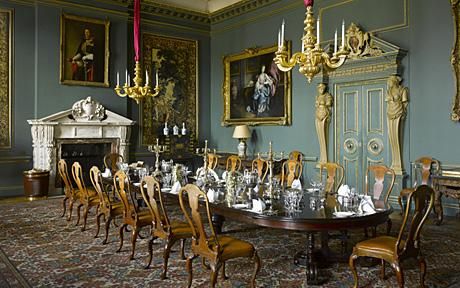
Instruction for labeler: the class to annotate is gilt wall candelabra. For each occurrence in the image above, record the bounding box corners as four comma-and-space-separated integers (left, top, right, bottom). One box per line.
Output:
148, 138, 166, 177
274, 0, 349, 82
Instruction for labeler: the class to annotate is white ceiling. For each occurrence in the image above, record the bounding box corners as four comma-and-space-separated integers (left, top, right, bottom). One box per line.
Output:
152, 0, 245, 14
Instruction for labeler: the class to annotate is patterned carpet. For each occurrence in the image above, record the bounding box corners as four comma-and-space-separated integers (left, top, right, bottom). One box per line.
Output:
0, 197, 459, 287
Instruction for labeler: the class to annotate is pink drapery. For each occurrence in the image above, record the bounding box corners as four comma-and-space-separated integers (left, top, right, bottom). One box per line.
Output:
304, 0, 314, 7
134, 0, 140, 62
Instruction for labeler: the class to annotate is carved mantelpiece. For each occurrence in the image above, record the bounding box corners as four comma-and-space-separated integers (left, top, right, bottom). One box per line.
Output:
27, 98, 135, 191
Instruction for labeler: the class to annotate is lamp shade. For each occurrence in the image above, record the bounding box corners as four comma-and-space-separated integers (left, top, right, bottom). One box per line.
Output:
232, 125, 251, 139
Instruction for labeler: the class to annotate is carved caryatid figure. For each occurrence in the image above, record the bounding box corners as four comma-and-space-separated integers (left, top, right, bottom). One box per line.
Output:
315, 83, 333, 164
386, 75, 408, 174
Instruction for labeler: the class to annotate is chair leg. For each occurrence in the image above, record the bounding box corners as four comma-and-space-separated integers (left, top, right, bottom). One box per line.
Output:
380, 259, 385, 279
129, 226, 140, 260
67, 199, 74, 221
251, 251, 261, 288
202, 257, 211, 270
349, 253, 359, 288
386, 218, 392, 235
180, 238, 186, 260
161, 238, 176, 279
393, 261, 404, 288
186, 255, 197, 288
102, 216, 112, 244
418, 256, 427, 288
117, 223, 127, 253
94, 212, 103, 238
76, 204, 83, 226
61, 196, 68, 217
398, 195, 404, 215
210, 264, 220, 288
220, 262, 227, 280
81, 205, 89, 231
145, 236, 156, 269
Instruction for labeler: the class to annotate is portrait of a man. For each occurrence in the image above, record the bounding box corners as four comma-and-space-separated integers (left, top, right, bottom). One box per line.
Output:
60, 14, 110, 87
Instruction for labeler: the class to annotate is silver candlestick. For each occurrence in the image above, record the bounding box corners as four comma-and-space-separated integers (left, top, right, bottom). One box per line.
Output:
148, 138, 167, 177
195, 140, 217, 186
259, 141, 284, 207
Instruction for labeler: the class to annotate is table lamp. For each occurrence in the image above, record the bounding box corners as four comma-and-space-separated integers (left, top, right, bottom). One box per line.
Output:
232, 125, 251, 158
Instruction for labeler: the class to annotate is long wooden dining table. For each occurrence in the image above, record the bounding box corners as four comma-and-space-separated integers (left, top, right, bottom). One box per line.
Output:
159, 187, 392, 285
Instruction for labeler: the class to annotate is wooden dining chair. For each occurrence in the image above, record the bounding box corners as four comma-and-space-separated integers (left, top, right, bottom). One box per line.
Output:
398, 156, 440, 213
364, 164, 396, 236
89, 166, 124, 244
226, 155, 242, 172
281, 159, 302, 187
179, 184, 260, 288
207, 153, 219, 170
57, 159, 80, 222
349, 185, 435, 288
113, 170, 152, 260
139, 176, 193, 279
252, 158, 269, 182
71, 162, 100, 232
288, 150, 303, 162
104, 152, 124, 174
318, 162, 344, 194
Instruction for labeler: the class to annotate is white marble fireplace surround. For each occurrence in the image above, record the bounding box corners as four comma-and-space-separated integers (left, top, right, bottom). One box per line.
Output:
28, 97, 135, 192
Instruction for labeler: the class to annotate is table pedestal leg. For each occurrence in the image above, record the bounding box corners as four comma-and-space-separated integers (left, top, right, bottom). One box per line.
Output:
211, 214, 225, 234
434, 189, 443, 225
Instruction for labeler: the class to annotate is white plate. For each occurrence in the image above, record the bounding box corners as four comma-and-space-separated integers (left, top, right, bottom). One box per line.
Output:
133, 183, 147, 188
306, 188, 319, 192
333, 211, 355, 218
232, 203, 250, 209
161, 187, 171, 192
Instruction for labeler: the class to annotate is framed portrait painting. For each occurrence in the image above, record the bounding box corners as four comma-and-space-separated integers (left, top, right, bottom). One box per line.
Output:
222, 42, 291, 126
60, 14, 110, 87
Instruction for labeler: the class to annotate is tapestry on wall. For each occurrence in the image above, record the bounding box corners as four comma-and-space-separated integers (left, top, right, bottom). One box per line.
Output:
141, 34, 197, 157
0, 9, 12, 149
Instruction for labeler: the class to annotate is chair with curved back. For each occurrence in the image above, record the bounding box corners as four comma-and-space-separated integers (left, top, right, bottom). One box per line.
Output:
139, 176, 193, 279
226, 155, 242, 172
57, 159, 80, 222
364, 164, 396, 236
89, 166, 124, 244
71, 162, 100, 232
207, 153, 219, 170
104, 153, 124, 175
281, 159, 303, 187
349, 185, 435, 288
318, 162, 344, 194
252, 158, 269, 183
289, 150, 303, 162
113, 170, 153, 260
398, 156, 440, 213
179, 184, 260, 288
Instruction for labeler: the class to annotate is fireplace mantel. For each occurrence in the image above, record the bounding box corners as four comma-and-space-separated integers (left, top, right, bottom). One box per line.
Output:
28, 97, 135, 191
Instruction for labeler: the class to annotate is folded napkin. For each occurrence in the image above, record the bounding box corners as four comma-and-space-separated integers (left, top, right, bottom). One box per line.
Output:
207, 188, 216, 203
101, 168, 112, 178
291, 179, 302, 190
337, 184, 350, 205
222, 171, 228, 182
358, 195, 376, 214
171, 181, 181, 194
252, 199, 266, 213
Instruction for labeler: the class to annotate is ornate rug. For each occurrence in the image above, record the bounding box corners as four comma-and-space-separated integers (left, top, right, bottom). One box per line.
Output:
0, 198, 459, 287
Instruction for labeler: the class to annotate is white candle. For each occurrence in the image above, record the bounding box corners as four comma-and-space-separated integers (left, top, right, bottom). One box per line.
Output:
155, 70, 159, 86
278, 29, 281, 48
301, 39, 305, 53
156, 138, 159, 146
116, 72, 119, 86
334, 29, 337, 54
125, 69, 128, 85
341, 20, 345, 48
316, 18, 320, 44
145, 71, 149, 85
127, 74, 130, 86
281, 19, 285, 46
205, 140, 208, 151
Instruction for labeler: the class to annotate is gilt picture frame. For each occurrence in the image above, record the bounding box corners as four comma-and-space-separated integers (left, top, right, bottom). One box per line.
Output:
59, 14, 110, 87
0, 8, 13, 149
451, 0, 460, 121
222, 42, 291, 126
140, 33, 198, 156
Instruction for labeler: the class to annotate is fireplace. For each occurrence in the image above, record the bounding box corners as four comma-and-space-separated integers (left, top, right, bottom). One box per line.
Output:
28, 97, 135, 192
